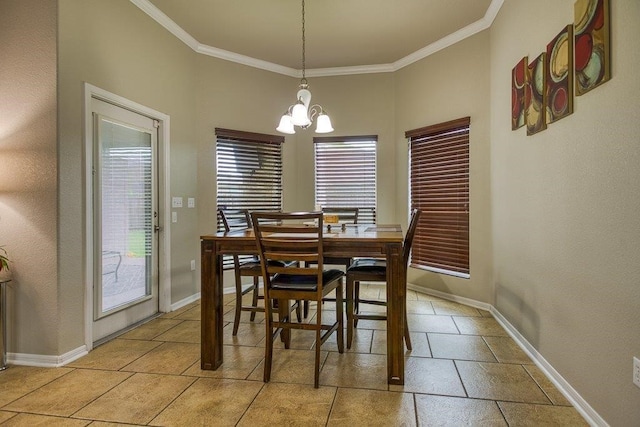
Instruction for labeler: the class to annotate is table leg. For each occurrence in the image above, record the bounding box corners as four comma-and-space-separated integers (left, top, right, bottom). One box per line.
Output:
201, 240, 223, 370
386, 242, 405, 385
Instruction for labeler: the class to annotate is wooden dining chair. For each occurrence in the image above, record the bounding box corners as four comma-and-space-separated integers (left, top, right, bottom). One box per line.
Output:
302, 207, 359, 314
251, 211, 344, 388
318, 206, 359, 268
321, 206, 359, 225
218, 208, 301, 336
345, 208, 421, 350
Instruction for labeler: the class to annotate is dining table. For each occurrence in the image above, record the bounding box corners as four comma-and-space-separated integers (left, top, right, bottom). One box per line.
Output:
200, 223, 407, 385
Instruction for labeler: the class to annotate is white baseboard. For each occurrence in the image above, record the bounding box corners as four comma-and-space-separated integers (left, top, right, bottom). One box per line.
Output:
408, 282, 605, 427
491, 308, 606, 427
7, 295, 202, 368
170, 292, 201, 311
5, 284, 606, 425
8, 345, 88, 368
408, 283, 492, 312
7, 293, 206, 368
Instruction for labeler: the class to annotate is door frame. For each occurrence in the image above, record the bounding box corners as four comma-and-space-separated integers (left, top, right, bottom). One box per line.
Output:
83, 83, 171, 351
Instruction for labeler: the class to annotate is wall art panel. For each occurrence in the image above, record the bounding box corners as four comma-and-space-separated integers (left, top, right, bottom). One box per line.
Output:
575, 0, 611, 95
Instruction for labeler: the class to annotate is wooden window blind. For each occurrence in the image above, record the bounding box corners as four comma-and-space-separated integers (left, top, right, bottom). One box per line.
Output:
406, 117, 470, 277
313, 136, 377, 224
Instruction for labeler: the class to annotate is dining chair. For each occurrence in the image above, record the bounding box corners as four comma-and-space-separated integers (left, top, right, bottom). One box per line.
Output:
318, 206, 359, 267
321, 206, 359, 226
345, 208, 421, 350
303, 207, 359, 313
218, 208, 301, 336
251, 211, 344, 388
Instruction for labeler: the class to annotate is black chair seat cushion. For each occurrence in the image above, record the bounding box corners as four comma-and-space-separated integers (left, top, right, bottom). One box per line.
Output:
347, 258, 387, 273
271, 269, 344, 291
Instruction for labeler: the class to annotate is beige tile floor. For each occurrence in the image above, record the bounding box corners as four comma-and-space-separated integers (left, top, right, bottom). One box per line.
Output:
0, 285, 588, 426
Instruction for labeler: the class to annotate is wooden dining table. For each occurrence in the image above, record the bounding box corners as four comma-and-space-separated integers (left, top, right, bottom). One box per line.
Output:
200, 223, 407, 385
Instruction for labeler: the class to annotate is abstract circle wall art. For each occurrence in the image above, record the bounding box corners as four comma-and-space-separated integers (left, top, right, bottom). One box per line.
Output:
574, 0, 610, 95
525, 53, 547, 135
546, 25, 574, 123
512, 56, 528, 130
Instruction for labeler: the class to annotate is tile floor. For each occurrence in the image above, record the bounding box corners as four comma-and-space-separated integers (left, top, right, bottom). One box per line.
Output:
0, 285, 589, 426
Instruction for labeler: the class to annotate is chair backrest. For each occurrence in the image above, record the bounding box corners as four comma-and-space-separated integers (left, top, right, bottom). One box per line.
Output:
218, 208, 252, 232
321, 207, 359, 224
251, 211, 325, 294
403, 209, 421, 267
219, 209, 255, 268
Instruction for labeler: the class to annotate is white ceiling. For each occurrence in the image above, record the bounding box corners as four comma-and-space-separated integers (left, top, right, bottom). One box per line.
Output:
135, 0, 503, 76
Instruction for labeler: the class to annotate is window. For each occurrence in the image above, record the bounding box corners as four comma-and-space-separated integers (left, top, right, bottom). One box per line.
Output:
314, 136, 377, 223
215, 127, 284, 227
406, 117, 470, 277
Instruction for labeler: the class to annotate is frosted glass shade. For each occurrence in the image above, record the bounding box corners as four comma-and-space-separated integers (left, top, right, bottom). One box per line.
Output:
291, 103, 311, 126
276, 115, 295, 134
315, 114, 334, 133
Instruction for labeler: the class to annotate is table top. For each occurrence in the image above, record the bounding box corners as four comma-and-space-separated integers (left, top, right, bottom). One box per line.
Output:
201, 224, 403, 243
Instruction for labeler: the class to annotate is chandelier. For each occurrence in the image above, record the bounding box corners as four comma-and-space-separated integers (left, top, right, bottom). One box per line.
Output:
276, 0, 333, 134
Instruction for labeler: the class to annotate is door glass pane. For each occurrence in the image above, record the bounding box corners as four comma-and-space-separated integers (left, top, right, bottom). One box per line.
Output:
100, 119, 153, 313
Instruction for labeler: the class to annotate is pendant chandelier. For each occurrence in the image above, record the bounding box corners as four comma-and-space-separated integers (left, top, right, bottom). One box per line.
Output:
276, 0, 333, 134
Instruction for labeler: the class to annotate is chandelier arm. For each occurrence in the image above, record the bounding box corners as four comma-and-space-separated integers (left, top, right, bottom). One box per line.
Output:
307, 104, 324, 122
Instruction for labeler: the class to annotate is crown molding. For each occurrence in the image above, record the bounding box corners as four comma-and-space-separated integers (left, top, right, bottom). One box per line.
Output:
130, 0, 199, 50
393, 0, 503, 70
485, 0, 505, 26
130, 0, 504, 77
305, 63, 396, 77
196, 44, 299, 77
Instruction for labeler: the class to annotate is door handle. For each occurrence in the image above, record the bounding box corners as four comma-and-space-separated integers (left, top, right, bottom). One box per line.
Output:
154, 225, 162, 233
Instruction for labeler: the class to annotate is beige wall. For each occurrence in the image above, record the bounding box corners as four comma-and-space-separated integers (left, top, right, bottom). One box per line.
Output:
289, 74, 397, 220
490, 1, 640, 425
394, 31, 494, 304
3, 0, 639, 423
58, 0, 198, 348
0, 0, 58, 355
194, 55, 295, 236
195, 66, 397, 231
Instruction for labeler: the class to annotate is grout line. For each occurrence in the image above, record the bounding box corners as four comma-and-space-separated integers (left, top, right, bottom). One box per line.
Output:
2, 294, 588, 425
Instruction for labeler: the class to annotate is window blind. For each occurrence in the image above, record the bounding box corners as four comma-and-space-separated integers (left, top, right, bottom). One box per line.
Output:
314, 136, 377, 224
406, 117, 470, 277
100, 120, 153, 259
215, 128, 284, 215
216, 128, 284, 267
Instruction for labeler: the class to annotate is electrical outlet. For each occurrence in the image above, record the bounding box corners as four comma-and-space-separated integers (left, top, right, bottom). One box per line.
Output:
634, 357, 640, 388
190, 260, 196, 271
188, 197, 195, 208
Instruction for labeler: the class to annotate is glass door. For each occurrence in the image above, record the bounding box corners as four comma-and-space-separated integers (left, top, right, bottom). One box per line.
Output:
92, 99, 159, 342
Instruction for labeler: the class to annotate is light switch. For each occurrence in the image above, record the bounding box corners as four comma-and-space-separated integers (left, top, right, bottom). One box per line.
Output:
172, 197, 183, 208
188, 197, 195, 208
172, 211, 178, 223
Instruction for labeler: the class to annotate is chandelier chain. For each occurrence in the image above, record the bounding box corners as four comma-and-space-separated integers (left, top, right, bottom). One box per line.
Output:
301, 0, 306, 81
276, 0, 332, 134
